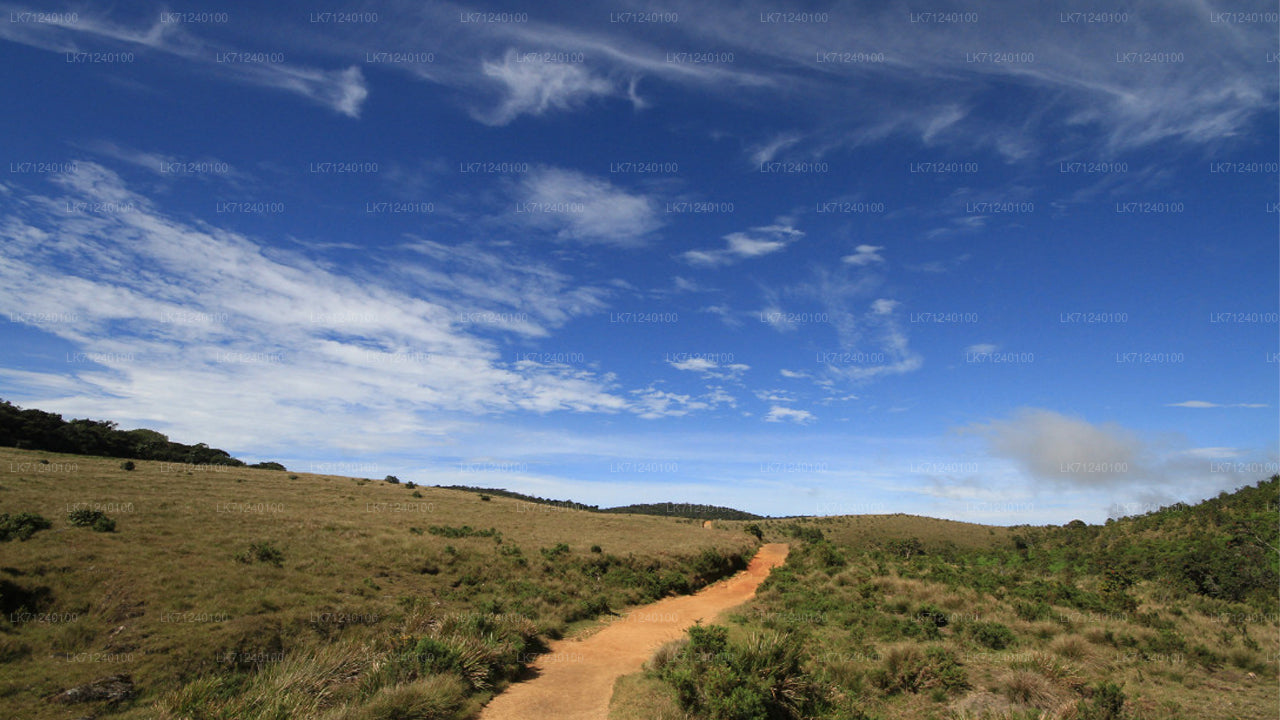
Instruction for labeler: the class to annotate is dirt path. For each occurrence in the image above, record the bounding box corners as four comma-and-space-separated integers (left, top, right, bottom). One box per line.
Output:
477, 543, 790, 720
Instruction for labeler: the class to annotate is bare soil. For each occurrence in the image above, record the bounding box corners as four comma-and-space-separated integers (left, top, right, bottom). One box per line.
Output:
477, 543, 791, 720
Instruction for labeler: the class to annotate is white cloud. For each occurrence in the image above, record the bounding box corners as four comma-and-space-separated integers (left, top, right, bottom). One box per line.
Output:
0, 163, 724, 454
475, 49, 616, 125
966, 409, 1144, 487
515, 167, 659, 245
680, 224, 802, 267
398, 238, 610, 336
870, 299, 898, 315
965, 343, 999, 355
628, 385, 735, 419
0, 11, 368, 117
749, 133, 802, 165
668, 357, 750, 381
1182, 447, 1241, 459
843, 245, 885, 267
1167, 400, 1269, 409
764, 405, 814, 424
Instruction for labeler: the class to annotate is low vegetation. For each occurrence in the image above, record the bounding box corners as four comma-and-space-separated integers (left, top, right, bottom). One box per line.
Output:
641, 476, 1279, 719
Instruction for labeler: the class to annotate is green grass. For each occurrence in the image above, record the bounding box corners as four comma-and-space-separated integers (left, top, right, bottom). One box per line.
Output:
643, 480, 1280, 720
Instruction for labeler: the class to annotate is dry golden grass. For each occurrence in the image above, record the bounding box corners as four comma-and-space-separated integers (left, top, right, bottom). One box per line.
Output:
0, 447, 753, 719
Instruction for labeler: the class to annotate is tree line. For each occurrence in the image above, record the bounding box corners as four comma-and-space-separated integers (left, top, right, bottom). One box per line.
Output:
0, 399, 283, 469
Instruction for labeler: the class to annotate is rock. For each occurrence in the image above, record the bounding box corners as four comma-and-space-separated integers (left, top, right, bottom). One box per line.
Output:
49, 674, 135, 704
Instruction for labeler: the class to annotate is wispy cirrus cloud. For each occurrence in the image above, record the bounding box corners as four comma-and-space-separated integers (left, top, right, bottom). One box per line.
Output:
0, 4, 368, 117
474, 48, 618, 125
1166, 400, 1269, 409
0, 163, 708, 453
680, 224, 802, 267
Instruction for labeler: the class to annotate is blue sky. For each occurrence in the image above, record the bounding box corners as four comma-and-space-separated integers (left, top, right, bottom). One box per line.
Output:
0, 0, 1276, 523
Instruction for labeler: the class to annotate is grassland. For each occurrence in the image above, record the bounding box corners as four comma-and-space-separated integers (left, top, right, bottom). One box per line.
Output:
623, 479, 1280, 720
4, 441, 1276, 720
0, 447, 754, 719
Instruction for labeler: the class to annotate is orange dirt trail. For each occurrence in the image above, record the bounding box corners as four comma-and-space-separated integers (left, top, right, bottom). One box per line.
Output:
476, 543, 790, 720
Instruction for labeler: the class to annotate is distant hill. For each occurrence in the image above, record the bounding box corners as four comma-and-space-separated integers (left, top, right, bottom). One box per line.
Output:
438, 485, 601, 511
439, 485, 765, 520
602, 502, 764, 521
0, 398, 283, 470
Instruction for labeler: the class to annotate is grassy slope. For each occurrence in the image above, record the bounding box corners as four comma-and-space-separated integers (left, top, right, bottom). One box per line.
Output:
0, 447, 754, 719
623, 480, 1280, 720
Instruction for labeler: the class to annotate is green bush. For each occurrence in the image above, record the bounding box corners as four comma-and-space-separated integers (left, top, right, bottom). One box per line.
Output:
236, 541, 284, 567
120, 460, 136, 471
1015, 600, 1051, 622
0, 512, 51, 542
68, 508, 116, 532
541, 543, 570, 560
744, 523, 764, 540
885, 537, 925, 559
429, 525, 499, 539
871, 646, 967, 695
655, 624, 823, 719
1076, 681, 1127, 720
785, 523, 825, 543
385, 475, 400, 484
969, 621, 1016, 650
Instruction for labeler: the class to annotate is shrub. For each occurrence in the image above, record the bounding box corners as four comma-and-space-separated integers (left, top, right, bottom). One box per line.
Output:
249, 461, 286, 471
404, 481, 416, 489
236, 541, 284, 567
886, 537, 925, 559
479, 494, 490, 501
1075, 681, 1127, 720
810, 541, 846, 570
590, 545, 603, 553
541, 543, 570, 560
288, 474, 299, 480
655, 624, 822, 719
0, 512, 51, 542
785, 523, 825, 543
744, 523, 764, 540
871, 645, 967, 695
68, 508, 116, 532
120, 460, 135, 471
1015, 600, 1051, 622
429, 525, 499, 539
970, 621, 1016, 650
915, 604, 950, 630
385, 475, 400, 484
